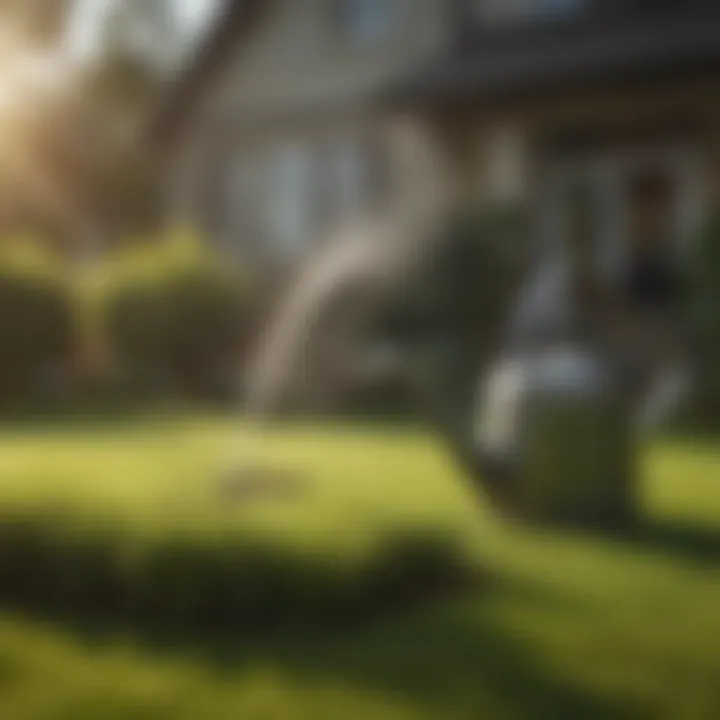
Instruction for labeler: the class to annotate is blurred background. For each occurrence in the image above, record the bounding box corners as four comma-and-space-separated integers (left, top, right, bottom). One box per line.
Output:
0, 1, 715, 718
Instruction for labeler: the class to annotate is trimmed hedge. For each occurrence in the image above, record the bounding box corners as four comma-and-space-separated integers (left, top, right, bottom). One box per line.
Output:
382, 203, 530, 433
0, 508, 477, 638
0, 231, 258, 409
0, 242, 77, 405
686, 213, 720, 426
89, 231, 254, 400
333, 204, 529, 421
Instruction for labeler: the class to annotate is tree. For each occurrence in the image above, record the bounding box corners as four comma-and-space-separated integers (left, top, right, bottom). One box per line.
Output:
0, 1, 190, 247
0, 0, 72, 46
53, 0, 184, 242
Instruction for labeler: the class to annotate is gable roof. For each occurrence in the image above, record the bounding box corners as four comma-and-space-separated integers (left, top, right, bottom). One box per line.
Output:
147, 0, 270, 151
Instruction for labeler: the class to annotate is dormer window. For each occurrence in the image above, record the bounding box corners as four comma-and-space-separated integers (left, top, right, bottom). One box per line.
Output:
340, 0, 394, 44
478, 0, 588, 26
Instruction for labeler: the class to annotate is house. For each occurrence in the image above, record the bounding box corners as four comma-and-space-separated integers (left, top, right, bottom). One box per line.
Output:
151, 0, 720, 282
150, 0, 454, 269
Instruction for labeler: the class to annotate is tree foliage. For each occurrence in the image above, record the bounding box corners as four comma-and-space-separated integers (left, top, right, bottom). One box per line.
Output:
0, 0, 71, 46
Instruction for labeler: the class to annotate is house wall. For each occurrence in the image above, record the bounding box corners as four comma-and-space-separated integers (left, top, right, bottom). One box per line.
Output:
168, 0, 456, 265
204, 1, 448, 119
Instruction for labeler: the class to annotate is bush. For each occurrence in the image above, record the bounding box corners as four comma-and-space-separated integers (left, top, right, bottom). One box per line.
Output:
337, 203, 529, 422
0, 242, 77, 405
93, 230, 254, 400
385, 202, 529, 428
0, 507, 477, 639
685, 213, 720, 426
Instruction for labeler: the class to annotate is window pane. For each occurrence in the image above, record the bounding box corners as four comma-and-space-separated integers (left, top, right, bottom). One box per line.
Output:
267, 142, 314, 255
343, 0, 393, 43
320, 133, 391, 227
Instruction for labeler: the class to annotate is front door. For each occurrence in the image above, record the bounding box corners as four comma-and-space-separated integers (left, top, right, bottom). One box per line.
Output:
538, 147, 707, 293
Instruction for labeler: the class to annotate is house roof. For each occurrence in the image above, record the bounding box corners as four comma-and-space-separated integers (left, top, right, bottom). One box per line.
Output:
149, 1, 720, 148
386, 4, 720, 107
147, 0, 270, 150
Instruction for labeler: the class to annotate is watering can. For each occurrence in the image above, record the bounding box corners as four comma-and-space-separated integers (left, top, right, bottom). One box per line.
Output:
245, 202, 692, 527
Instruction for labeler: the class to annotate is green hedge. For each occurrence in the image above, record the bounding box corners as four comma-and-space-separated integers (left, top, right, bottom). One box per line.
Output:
89, 231, 254, 400
339, 204, 529, 422
379, 203, 529, 431
0, 508, 476, 638
0, 230, 259, 409
686, 213, 720, 426
0, 243, 77, 406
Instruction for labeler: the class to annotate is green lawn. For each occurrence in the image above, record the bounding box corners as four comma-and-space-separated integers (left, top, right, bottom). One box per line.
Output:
0, 417, 717, 719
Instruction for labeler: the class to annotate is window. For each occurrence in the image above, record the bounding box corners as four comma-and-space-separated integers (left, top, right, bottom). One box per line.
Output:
319, 133, 391, 227
254, 133, 392, 259
477, 0, 588, 25
332, 136, 366, 218
266, 142, 315, 255
340, 0, 394, 44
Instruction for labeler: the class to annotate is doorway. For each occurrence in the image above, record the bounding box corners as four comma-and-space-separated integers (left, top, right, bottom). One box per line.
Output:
537, 146, 707, 295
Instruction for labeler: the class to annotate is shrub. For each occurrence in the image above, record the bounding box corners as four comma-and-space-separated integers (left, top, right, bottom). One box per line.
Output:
338, 203, 529, 422
94, 229, 254, 399
685, 213, 720, 425
0, 241, 77, 405
0, 507, 477, 639
388, 202, 529, 428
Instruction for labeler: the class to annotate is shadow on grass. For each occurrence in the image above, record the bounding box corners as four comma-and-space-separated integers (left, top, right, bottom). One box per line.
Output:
214, 575, 632, 719
614, 519, 720, 565
32, 575, 630, 720
0, 516, 707, 720
0, 509, 692, 718
0, 512, 632, 719
275, 610, 631, 720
